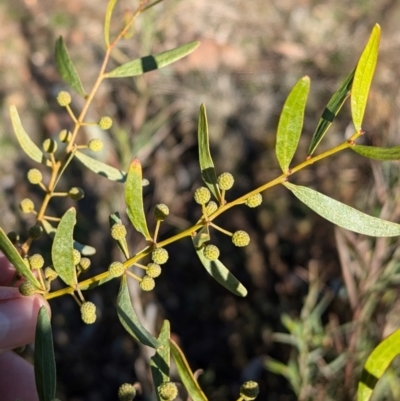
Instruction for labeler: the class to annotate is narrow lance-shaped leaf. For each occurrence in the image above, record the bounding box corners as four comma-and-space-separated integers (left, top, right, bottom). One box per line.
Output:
357, 328, 400, 401
170, 338, 208, 401
55, 36, 86, 97
351, 24, 381, 131
125, 159, 152, 240
51, 208, 76, 286
308, 68, 355, 156
276, 76, 310, 173
284, 182, 400, 237
198, 104, 221, 201
104, 0, 118, 48
0, 228, 40, 288
117, 276, 160, 348
105, 41, 200, 78
34, 307, 56, 401
10, 105, 51, 166
151, 320, 171, 401
351, 144, 400, 161
192, 232, 247, 297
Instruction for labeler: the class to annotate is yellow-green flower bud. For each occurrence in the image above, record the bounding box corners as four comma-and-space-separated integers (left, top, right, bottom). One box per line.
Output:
45, 267, 58, 281
79, 257, 91, 271
19, 198, 35, 213
7, 231, 20, 243
28, 224, 43, 240
42, 138, 58, 153
118, 383, 136, 401
98, 116, 113, 130
73, 249, 81, 266
154, 204, 169, 221
29, 254, 44, 269
111, 223, 127, 240
152, 248, 169, 265
194, 187, 211, 205
19, 281, 37, 296
205, 201, 218, 216
232, 230, 250, 247
88, 138, 104, 152
239, 381, 259, 401
203, 244, 220, 261
108, 261, 125, 278
146, 263, 162, 278
56, 91, 72, 107
158, 382, 178, 401
68, 187, 85, 201
80, 301, 97, 324
59, 129, 72, 143
27, 169, 43, 185
140, 275, 155, 291
217, 172, 234, 190
245, 193, 262, 208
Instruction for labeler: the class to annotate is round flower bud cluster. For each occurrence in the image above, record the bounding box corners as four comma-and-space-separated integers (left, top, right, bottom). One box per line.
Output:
205, 201, 218, 216
217, 172, 234, 190
45, 267, 58, 281
20, 198, 35, 213
139, 276, 155, 291
152, 248, 169, 265
56, 91, 71, 107
19, 281, 37, 296
80, 301, 97, 324
59, 129, 72, 143
108, 261, 125, 278
79, 258, 91, 271
29, 254, 44, 270
146, 263, 162, 278
42, 138, 58, 154
239, 381, 259, 401
98, 116, 113, 130
111, 223, 127, 240
118, 383, 136, 401
245, 193, 262, 208
88, 138, 104, 152
232, 230, 250, 247
27, 169, 43, 185
68, 187, 85, 201
203, 244, 220, 261
154, 204, 169, 221
29, 224, 43, 240
73, 249, 81, 266
194, 187, 211, 205
158, 382, 178, 401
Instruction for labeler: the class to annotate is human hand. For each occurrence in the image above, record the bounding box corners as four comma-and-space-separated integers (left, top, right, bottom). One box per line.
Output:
0, 254, 50, 401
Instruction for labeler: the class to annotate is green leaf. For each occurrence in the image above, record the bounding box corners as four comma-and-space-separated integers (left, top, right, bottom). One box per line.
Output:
352, 144, 400, 160
117, 276, 160, 348
105, 41, 200, 78
151, 320, 171, 401
125, 159, 151, 240
276, 76, 310, 173
284, 183, 400, 237
55, 36, 86, 97
0, 227, 40, 288
109, 212, 129, 259
104, 0, 118, 48
170, 338, 208, 401
357, 329, 400, 401
10, 105, 51, 166
79, 273, 113, 291
192, 233, 247, 297
51, 208, 76, 286
34, 307, 56, 401
192, 226, 210, 249
308, 68, 355, 156
198, 104, 221, 202
351, 24, 381, 131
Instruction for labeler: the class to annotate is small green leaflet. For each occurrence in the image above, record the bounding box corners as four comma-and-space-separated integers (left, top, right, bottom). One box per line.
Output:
308, 68, 355, 156
55, 36, 86, 97
10, 105, 51, 166
198, 104, 221, 202
357, 329, 400, 401
35, 307, 56, 401
117, 276, 160, 348
352, 144, 400, 160
104, 0, 118, 48
0, 227, 40, 288
276, 76, 310, 173
105, 41, 200, 78
125, 159, 152, 240
284, 183, 400, 237
51, 208, 76, 287
170, 338, 208, 401
351, 24, 381, 132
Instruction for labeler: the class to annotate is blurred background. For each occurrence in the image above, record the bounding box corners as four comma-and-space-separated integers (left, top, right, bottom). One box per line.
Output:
2, 0, 400, 400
